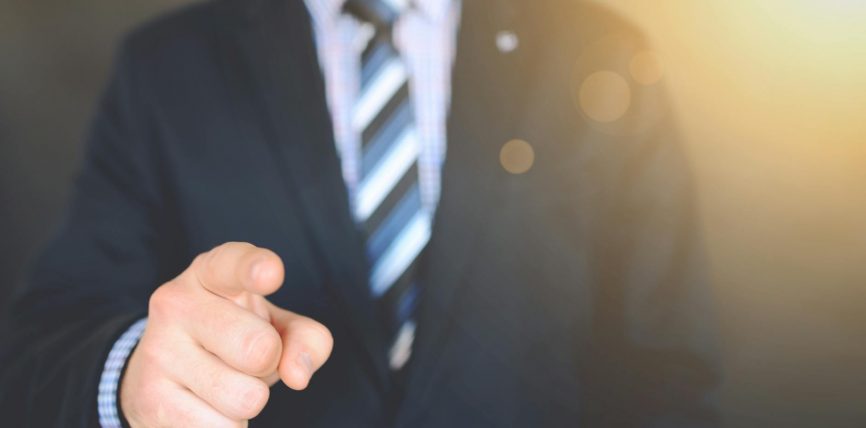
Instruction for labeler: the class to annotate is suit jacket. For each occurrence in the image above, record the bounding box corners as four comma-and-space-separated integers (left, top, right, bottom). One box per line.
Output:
0, 0, 720, 426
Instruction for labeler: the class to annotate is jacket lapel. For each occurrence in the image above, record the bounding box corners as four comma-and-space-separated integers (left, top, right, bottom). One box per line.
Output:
230, 0, 390, 389
406, 0, 540, 399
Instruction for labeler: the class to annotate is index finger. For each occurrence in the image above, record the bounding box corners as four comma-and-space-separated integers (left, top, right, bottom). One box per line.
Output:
189, 242, 284, 300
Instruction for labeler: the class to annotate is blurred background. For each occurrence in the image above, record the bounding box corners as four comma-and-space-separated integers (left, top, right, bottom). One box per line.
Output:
1, 0, 864, 426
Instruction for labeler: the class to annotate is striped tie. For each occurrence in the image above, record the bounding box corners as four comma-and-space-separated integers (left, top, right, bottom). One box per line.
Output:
345, 0, 430, 371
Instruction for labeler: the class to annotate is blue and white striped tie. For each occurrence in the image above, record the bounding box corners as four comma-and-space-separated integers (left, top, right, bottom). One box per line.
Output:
346, 0, 431, 371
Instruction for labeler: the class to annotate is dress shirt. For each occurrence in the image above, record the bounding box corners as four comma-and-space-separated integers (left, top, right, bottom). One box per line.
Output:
305, 0, 459, 213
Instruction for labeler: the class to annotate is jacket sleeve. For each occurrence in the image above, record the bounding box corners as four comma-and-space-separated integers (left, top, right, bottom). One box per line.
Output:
0, 37, 186, 427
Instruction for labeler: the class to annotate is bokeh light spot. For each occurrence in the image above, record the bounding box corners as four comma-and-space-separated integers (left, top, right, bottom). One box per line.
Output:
630, 50, 665, 86
499, 139, 535, 174
579, 71, 632, 123
496, 30, 519, 53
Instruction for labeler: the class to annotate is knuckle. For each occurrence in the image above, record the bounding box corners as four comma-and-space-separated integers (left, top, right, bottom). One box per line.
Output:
204, 245, 226, 271
212, 242, 253, 262
137, 340, 164, 369
190, 252, 209, 274
239, 328, 281, 374
148, 283, 183, 320
234, 381, 270, 419
135, 329, 184, 375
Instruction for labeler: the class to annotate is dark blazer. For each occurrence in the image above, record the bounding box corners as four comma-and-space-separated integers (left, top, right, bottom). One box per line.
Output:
0, 0, 719, 426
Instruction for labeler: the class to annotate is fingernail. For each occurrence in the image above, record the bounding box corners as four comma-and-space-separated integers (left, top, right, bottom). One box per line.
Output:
297, 352, 314, 377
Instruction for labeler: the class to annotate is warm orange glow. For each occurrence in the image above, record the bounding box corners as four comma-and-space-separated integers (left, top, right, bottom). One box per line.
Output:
597, 2, 866, 425
579, 71, 632, 123
606, 1, 866, 143
629, 51, 665, 86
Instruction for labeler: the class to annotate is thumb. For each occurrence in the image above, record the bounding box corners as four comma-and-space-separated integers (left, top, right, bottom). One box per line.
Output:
266, 301, 334, 390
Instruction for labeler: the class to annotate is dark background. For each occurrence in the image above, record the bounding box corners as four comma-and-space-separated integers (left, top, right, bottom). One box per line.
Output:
2, 1, 865, 426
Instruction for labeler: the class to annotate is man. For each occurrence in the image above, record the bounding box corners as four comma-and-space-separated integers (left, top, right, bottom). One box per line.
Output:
0, 0, 720, 426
